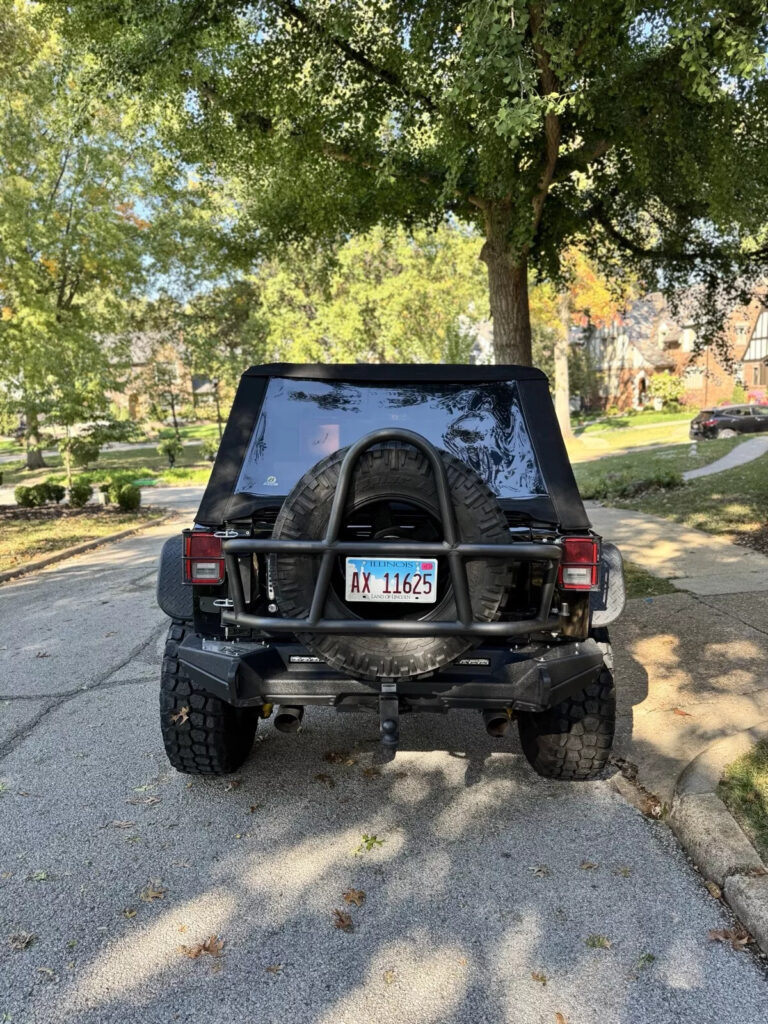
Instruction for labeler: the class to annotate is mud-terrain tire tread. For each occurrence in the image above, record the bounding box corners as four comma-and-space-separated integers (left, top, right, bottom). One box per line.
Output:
517, 631, 615, 781
159, 622, 257, 775
271, 443, 511, 681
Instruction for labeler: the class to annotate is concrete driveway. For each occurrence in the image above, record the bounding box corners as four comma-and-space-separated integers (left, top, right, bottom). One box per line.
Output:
2, 525, 768, 1023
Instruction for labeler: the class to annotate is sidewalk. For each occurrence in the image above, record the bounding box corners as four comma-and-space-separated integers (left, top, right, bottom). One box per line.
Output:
683, 435, 768, 480
587, 502, 768, 594
589, 501, 768, 804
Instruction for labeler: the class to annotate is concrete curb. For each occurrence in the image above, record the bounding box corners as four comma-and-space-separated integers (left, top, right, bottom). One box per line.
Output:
0, 511, 178, 584
668, 722, 768, 954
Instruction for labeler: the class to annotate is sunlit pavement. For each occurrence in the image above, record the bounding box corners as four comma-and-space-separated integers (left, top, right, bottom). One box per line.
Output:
1, 526, 768, 1023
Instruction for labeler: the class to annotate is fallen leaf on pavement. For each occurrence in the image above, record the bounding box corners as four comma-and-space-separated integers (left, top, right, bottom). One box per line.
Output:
362, 767, 381, 778
37, 967, 56, 981
265, 964, 283, 974
705, 881, 722, 899
585, 934, 612, 949
708, 926, 751, 950
673, 708, 692, 717
140, 882, 167, 902
27, 871, 48, 882
555, 1014, 567, 1024
383, 969, 396, 984
108, 820, 135, 829
529, 865, 551, 878
332, 909, 353, 932
314, 773, 335, 787
122, 907, 137, 919
179, 934, 224, 959
9, 932, 36, 950
531, 971, 547, 986
323, 751, 348, 764
223, 780, 242, 791
342, 889, 366, 907
35, 651, 50, 658
580, 861, 598, 870
615, 866, 632, 877
171, 706, 190, 725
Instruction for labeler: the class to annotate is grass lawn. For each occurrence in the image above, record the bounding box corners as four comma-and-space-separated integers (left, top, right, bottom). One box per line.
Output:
719, 741, 768, 862
573, 439, 768, 553
574, 410, 694, 434
623, 561, 679, 599
1, 443, 213, 490
566, 420, 692, 461
0, 507, 165, 574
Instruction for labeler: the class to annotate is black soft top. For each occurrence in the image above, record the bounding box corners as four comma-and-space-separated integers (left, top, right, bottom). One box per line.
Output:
196, 363, 590, 530
243, 363, 548, 384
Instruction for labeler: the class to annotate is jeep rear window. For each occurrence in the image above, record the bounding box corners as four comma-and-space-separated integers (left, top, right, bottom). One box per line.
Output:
234, 378, 547, 500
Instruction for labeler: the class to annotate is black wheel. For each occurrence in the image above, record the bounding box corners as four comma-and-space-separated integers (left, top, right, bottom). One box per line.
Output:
271, 442, 511, 681
159, 622, 258, 775
517, 630, 615, 781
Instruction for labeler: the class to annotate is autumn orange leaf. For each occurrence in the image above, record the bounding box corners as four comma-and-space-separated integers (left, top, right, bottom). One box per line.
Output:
673, 708, 693, 717
179, 934, 224, 959
342, 888, 366, 907
332, 909, 353, 932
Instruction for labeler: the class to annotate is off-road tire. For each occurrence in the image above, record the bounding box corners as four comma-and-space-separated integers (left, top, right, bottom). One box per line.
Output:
272, 443, 511, 681
160, 622, 258, 775
517, 630, 615, 781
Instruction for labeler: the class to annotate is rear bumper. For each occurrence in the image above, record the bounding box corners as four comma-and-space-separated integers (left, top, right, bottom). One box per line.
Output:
176, 634, 606, 713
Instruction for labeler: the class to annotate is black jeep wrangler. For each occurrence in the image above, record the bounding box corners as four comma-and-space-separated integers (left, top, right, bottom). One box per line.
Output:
156, 364, 625, 780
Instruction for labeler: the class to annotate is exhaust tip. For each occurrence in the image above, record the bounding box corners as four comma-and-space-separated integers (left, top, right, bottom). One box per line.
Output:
273, 705, 305, 734
482, 709, 510, 738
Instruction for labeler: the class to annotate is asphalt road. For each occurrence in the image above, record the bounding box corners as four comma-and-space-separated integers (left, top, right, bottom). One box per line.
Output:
2, 521, 768, 1024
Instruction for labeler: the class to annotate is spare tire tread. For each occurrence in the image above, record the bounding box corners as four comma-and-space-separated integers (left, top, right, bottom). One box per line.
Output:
272, 443, 511, 681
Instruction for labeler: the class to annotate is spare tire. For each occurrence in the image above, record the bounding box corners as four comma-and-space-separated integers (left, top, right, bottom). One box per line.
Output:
271, 442, 510, 680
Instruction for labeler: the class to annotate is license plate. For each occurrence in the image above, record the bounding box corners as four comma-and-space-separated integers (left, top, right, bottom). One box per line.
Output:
344, 558, 438, 603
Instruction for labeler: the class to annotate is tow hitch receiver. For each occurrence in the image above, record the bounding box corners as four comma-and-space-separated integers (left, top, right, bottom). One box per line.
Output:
377, 682, 400, 761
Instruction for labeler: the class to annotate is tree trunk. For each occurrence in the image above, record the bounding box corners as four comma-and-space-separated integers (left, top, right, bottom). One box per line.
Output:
554, 293, 573, 439
25, 407, 47, 470
480, 203, 533, 365
169, 393, 180, 440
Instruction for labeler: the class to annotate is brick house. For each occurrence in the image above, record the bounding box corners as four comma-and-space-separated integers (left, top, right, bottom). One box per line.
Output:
583, 291, 767, 411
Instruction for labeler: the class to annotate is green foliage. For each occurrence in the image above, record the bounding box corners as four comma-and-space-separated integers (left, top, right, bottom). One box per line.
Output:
115, 483, 141, 511
14, 485, 36, 508
732, 382, 747, 404
57, 0, 768, 363
14, 481, 65, 507
64, 437, 100, 469
579, 468, 684, 501
647, 372, 686, 408
68, 478, 93, 508
200, 440, 219, 462
157, 437, 184, 467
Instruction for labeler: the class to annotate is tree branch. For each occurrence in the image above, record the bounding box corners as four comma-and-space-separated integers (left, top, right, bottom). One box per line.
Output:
553, 138, 612, 181
529, 6, 561, 232
274, 0, 437, 112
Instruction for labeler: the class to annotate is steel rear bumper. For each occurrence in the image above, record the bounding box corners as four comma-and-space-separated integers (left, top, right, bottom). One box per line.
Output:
176, 635, 605, 713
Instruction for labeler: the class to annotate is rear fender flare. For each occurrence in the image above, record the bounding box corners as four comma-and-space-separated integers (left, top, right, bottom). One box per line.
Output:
590, 542, 625, 627
156, 534, 193, 622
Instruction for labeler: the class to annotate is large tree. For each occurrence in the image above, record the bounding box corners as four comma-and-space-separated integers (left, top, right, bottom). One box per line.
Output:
0, 2, 216, 466
57, 1, 768, 365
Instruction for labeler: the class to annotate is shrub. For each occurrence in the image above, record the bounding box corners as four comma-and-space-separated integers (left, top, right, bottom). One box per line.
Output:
68, 479, 93, 508
201, 439, 219, 462
157, 437, 184, 468
14, 482, 65, 506
14, 485, 36, 508
115, 483, 141, 511
647, 371, 686, 409
580, 468, 684, 501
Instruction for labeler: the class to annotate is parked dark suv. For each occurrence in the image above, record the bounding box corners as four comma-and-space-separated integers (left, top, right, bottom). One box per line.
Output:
690, 404, 768, 439
156, 364, 625, 781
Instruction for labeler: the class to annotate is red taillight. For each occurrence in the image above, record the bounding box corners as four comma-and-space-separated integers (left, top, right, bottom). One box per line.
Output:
703, 418, 718, 427
183, 531, 225, 585
558, 537, 599, 590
